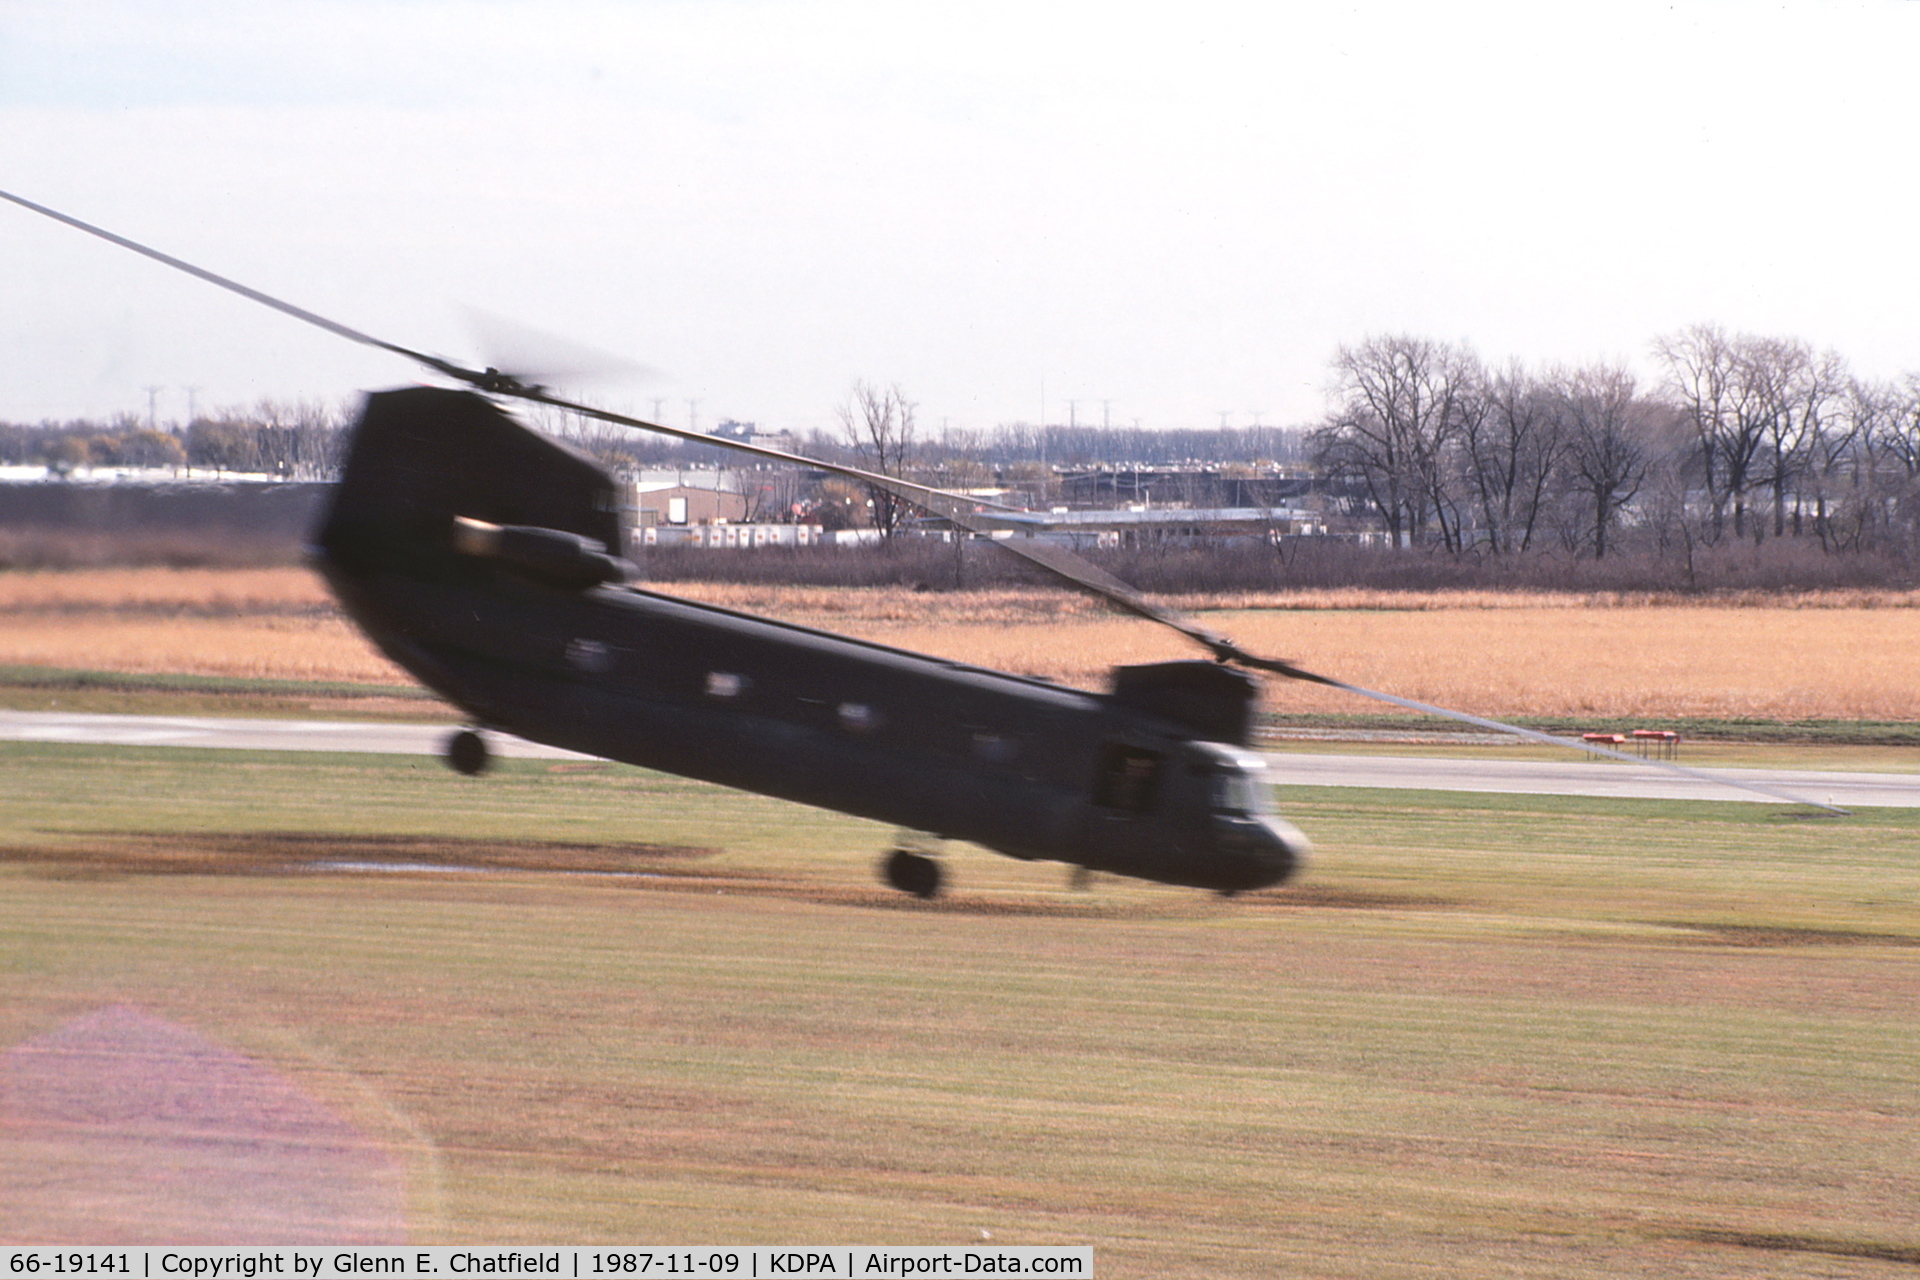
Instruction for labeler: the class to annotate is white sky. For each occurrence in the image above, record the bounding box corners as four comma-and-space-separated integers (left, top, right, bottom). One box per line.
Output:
1, 0, 1915, 435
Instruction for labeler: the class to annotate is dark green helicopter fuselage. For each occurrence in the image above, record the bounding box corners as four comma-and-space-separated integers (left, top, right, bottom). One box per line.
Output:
314, 387, 1306, 895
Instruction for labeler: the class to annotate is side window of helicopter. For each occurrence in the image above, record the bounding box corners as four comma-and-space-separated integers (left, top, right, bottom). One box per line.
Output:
566, 637, 615, 673
1211, 766, 1275, 815
1092, 744, 1163, 814
705, 671, 750, 699
970, 731, 1019, 765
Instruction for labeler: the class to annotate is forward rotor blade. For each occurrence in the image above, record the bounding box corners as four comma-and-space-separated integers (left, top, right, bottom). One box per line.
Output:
877, 492, 1848, 813
1272, 668, 1850, 815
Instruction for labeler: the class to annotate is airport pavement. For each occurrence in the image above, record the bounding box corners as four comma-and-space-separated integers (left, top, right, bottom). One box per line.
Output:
0, 709, 592, 760
2, 709, 1916, 808
1266, 750, 1920, 809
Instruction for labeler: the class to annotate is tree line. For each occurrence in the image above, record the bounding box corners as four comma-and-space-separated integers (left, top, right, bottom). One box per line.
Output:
9, 324, 1917, 574
0, 400, 351, 480
1309, 328, 1920, 563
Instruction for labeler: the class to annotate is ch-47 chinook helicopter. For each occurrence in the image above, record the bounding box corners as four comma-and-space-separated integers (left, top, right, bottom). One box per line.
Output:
1, 190, 1845, 899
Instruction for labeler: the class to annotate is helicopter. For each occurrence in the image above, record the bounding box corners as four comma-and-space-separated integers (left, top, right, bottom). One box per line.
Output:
0, 190, 1844, 900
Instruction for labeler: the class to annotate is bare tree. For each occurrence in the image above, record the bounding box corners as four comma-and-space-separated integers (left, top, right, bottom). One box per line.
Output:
250, 398, 351, 480
1459, 360, 1568, 553
1553, 363, 1655, 560
1739, 337, 1846, 540
1654, 324, 1758, 541
1310, 335, 1480, 550
1843, 375, 1920, 553
837, 380, 918, 538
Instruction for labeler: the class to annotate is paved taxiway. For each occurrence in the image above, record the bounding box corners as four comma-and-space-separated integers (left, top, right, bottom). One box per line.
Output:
1268, 750, 1919, 808
4, 709, 1917, 808
0, 709, 592, 760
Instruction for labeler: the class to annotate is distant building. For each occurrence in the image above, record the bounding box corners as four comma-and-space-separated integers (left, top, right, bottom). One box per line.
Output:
944, 505, 1324, 549
710, 420, 800, 453
641, 523, 826, 549
1056, 465, 1314, 510
627, 470, 749, 528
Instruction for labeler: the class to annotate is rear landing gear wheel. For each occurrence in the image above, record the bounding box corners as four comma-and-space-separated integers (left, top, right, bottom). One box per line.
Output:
882, 849, 943, 899
446, 729, 490, 776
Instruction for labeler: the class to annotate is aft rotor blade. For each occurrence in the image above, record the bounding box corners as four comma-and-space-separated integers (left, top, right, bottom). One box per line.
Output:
0, 188, 481, 386
0, 189, 1028, 512
509, 386, 1025, 513
513, 388, 1281, 653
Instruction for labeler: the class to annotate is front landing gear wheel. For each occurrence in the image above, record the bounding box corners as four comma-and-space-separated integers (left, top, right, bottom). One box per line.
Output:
446, 729, 490, 776
882, 849, 943, 899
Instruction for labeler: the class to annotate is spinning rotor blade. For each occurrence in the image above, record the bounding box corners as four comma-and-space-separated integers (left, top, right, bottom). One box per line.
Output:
509, 385, 1025, 512
1275, 671, 1849, 814
509, 387, 1313, 669
892, 522, 1848, 814
0, 188, 1029, 502
461, 305, 656, 390
0, 189, 478, 387
848, 491, 1847, 814
4, 189, 1845, 816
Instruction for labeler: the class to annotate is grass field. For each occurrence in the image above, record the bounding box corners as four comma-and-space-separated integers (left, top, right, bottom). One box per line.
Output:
2, 743, 1918, 1274
2, 566, 1918, 1271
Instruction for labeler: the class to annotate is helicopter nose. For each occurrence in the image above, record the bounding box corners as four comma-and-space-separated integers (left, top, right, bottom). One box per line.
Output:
1255, 817, 1311, 885
1213, 815, 1310, 889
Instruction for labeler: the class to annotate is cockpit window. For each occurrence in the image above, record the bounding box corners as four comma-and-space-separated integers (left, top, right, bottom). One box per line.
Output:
1213, 767, 1275, 814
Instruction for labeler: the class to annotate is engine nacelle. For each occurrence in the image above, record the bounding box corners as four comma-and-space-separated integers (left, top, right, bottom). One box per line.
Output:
452, 516, 631, 590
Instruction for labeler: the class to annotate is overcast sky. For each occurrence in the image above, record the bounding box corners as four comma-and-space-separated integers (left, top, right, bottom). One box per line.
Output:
2, 0, 1915, 436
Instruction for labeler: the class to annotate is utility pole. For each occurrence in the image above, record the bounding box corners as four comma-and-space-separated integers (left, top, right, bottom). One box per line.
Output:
1101, 399, 1112, 431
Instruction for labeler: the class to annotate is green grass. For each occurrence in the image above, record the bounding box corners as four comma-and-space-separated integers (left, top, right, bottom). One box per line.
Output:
0, 663, 444, 719
2, 742, 1918, 1275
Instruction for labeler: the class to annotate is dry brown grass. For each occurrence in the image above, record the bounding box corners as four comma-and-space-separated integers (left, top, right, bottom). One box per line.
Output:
0, 566, 334, 610
674, 581, 1920, 722
6, 567, 1920, 722
0, 567, 402, 683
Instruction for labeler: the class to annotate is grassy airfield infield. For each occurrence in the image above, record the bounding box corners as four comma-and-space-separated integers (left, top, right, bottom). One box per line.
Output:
1, 571, 1918, 1275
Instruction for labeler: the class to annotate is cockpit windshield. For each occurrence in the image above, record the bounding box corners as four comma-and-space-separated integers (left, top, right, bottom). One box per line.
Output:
1212, 764, 1275, 814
